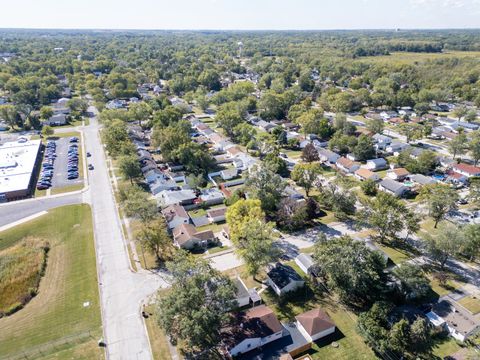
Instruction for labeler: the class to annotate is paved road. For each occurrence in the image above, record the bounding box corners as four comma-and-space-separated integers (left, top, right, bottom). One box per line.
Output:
0, 192, 83, 227
84, 106, 167, 360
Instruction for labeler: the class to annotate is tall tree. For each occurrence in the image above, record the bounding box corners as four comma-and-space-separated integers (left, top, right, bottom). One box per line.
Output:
291, 163, 322, 197
419, 184, 458, 228
301, 143, 320, 163
157, 251, 236, 356
425, 223, 464, 269
469, 131, 480, 165
135, 218, 173, 261
448, 130, 468, 159
245, 164, 286, 213
118, 155, 142, 184
392, 263, 430, 301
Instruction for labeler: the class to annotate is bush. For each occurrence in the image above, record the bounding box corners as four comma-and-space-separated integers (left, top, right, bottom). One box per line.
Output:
361, 179, 378, 196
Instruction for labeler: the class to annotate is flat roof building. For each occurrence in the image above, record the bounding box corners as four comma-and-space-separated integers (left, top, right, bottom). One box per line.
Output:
0, 139, 41, 201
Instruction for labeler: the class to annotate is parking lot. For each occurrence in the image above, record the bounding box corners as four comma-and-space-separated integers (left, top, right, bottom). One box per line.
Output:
51, 137, 83, 188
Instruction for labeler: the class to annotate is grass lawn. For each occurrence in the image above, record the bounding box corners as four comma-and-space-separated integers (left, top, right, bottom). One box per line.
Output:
457, 295, 480, 314
261, 285, 375, 360
188, 208, 207, 217
144, 304, 174, 360
431, 336, 462, 359
49, 130, 81, 139
427, 272, 465, 298
196, 222, 225, 233
51, 183, 84, 195
206, 245, 230, 255
0, 204, 103, 360
315, 210, 337, 225
377, 243, 413, 265
35, 187, 48, 197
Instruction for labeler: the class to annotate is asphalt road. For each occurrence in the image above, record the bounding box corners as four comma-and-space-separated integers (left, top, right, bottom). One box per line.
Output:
0, 192, 83, 227
84, 105, 166, 360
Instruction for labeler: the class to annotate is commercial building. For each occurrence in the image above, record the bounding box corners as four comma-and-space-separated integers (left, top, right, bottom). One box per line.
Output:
0, 138, 41, 202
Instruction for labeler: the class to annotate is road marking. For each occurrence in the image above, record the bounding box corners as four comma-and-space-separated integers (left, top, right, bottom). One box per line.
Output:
0, 211, 48, 232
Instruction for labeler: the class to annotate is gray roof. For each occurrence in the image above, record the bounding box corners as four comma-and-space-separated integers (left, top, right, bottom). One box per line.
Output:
295, 253, 314, 269
267, 263, 304, 289
410, 174, 436, 185
367, 158, 387, 166
380, 178, 406, 193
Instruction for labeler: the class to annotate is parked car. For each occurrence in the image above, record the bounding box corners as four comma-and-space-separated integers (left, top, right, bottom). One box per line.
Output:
88, 164, 94, 170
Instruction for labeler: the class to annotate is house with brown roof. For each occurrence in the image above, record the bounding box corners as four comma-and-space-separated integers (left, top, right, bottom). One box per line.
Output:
207, 207, 227, 223
296, 308, 336, 342
226, 146, 243, 158
161, 204, 190, 230
354, 168, 379, 182
335, 157, 360, 174
222, 305, 285, 357
172, 223, 215, 250
387, 167, 410, 181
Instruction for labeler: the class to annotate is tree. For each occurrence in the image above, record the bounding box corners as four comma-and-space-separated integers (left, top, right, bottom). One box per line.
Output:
128, 101, 152, 125
314, 236, 387, 307
425, 223, 464, 269
245, 165, 286, 213
469, 131, 480, 165
120, 185, 158, 222
301, 143, 319, 163
389, 319, 410, 354
468, 177, 480, 205
453, 105, 468, 119
409, 318, 431, 355
392, 263, 430, 301
366, 118, 384, 134
419, 184, 458, 228
152, 106, 182, 127
398, 123, 422, 143
462, 224, 480, 261
118, 155, 142, 184
291, 163, 321, 197
198, 69, 221, 91
67, 98, 88, 114
465, 109, 477, 123
157, 251, 236, 356
276, 198, 309, 230
0, 104, 20, 129
263, 151, 289, 177
361, 192, 413, 243
215, 104, 244, 137
39, 106, 53, 120
360, 179, 377, 196
320, 183, 356, 220
353, 134, 375, 161
226, 199, 278, 278
102, 119, 131, 157
135, 218, 173, 261
448, 130, 468, 159
41, 125, 54, 136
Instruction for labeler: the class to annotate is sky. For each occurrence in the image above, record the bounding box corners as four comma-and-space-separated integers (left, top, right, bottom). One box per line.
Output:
0, 0, 479, 30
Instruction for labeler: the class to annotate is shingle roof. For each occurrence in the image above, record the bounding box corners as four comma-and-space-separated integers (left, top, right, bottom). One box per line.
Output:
296, 308, 335, 336
267, 263, 303, 289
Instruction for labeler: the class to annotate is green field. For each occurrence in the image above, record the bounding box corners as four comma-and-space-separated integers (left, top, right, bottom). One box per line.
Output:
0, 204, 103, 359
360, 51, 480, 65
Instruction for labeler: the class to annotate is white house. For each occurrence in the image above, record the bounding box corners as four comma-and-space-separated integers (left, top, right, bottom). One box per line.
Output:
379, 179, 407, 197
295, 254, 316, 276
364, 158, 388, 171
452, 163, 480, 178
318, 148, 340, 164
156, 189, 197, 208
223, 305, 285, 357
336, 157, 360, 174
267, 263, 305, 296
296, 308, 336, 342
355, 168, 379, 182
45, 114, 67, 126
386, 140, 409, 155
161, 204, 190, 230
427, 300, 480, 342
372, 134, 392, 151
233, 277, 251, 308
149, 176, 178, 195
207, 207, 227, 223
199, 188, 225, 206
220, 168, 238, 181
387, 167, 410, 181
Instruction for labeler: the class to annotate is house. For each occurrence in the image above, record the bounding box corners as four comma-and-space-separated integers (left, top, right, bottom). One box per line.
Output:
336, 157, 360, 174
386, 140, 409, 155
267, 263, 305, 296
355, 168, 379, 182
161, 204, 190, 230
372, 134, 392, 151
172, 223, 215, 249
296, 308, 336, 343
256, 120, 276, 132
317, 148, 340, 164
426, 300, 480, 342
226, 146, 243, 158
446, 171, 468, 185
222, 305, 285, 357
199, 188, 225, 206
207, 207, 227, 223
387, 168, 410, 181
165, 170, 186, 183
409, 174, 436, 186
232, 277, 261, 308
220, 168, 238, 181
156, 189, 197, 208
149, 176, 178, 195
44, 114, 67, 126
295, 254, 317, 276
452, 163, 480, 178
364, 158, 388, 171
379, 179, 408, 197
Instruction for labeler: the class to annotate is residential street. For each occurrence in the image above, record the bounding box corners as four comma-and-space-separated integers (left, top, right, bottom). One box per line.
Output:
84, 106, 168, 360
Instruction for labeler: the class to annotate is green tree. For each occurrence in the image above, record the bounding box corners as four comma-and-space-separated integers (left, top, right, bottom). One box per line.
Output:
425, 223, 464, 269
419, 184, 458, 228
128, 101, 152, 125
41, 125, 54, 136
392, 263, 430, 301
398, 123, 422, 143
135, 218, 173, 261
301, 143, 319, 163
462, 224, 480, 261
39, 106, 54, 120
157, 251, 236, 356
389, 319, 410, 354
314, 236, 387, 307
360, 179, 377, 196
448, 130, 468, 159
118, 155, 142, 184
291, 163, 321, 197
152, 106, 183, 127
366, 118, 384, 134
469, 131, 480, 165
245, 165, 286, 213
353, 134, 375, 161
